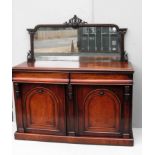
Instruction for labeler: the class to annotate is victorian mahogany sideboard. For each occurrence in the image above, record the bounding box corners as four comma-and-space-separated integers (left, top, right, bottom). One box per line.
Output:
12, 60, 134, 146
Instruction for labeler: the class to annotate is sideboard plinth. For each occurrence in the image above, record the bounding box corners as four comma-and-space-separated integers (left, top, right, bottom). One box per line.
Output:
15, 131, 134, 146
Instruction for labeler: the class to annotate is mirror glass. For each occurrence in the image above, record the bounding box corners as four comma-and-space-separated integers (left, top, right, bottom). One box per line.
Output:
34, 27, 78, 55
34, 26, 121, 61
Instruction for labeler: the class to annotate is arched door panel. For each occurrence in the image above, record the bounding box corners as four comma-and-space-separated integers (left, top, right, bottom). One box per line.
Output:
75, 86, 122, 137
22, 84, 66, 135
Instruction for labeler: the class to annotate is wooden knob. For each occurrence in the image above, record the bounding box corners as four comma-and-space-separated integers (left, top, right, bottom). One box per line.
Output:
99, 91, 104, 96
37, 89, 44, 93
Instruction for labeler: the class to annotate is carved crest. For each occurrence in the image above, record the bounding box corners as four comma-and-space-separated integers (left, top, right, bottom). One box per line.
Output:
64, 15, 87, 27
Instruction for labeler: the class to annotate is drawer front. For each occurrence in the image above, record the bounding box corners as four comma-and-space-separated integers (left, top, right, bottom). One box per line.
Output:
12, 72, 69, 84
71, 73, 133, 85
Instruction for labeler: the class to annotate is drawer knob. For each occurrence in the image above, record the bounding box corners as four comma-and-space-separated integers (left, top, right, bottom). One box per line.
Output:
37, 89, 44, 93
99, 91, 104, 96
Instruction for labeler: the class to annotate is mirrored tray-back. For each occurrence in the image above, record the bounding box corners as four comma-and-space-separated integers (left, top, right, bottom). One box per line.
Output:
27, 15, 128, 62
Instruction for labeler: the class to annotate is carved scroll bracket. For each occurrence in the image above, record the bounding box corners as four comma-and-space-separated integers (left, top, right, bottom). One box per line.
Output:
27, 50, 32, 61
27, 29, 35, 62
119, 28, 128, 62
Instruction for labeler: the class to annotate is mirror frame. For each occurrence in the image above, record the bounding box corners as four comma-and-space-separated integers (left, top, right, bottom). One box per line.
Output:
27, 15, 127, 62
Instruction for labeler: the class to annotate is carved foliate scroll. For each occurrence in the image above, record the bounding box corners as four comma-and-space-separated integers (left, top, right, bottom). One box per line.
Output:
64, 15, 87, 27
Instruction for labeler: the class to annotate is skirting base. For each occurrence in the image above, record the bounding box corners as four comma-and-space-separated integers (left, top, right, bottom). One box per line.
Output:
15, 132, 134, 146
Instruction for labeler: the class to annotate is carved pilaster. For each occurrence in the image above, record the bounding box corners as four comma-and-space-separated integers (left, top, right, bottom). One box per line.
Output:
123, 85, 132, 138
124, 85, 131, 102
14, 83, 20, 99
68, 83, 73, 100
14, 83, 24, 132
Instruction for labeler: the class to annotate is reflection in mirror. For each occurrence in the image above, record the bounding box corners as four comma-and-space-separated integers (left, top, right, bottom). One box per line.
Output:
78, 27, 120, 53
34, 26, 121, 61
34, 27, 78, 54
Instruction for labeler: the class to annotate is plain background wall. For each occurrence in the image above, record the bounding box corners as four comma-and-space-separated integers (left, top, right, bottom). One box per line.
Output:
12, 0, 142, 127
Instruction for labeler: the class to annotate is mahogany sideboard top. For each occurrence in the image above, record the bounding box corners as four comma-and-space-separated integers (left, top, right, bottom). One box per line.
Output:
13, 60, 134, 72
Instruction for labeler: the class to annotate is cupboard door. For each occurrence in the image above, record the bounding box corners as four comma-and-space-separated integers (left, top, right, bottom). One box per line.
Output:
75, 86, 122, 137
22, 84, 66, 135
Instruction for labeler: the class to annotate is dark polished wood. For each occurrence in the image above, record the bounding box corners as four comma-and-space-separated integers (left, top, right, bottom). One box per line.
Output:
13, 60, 134, 146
